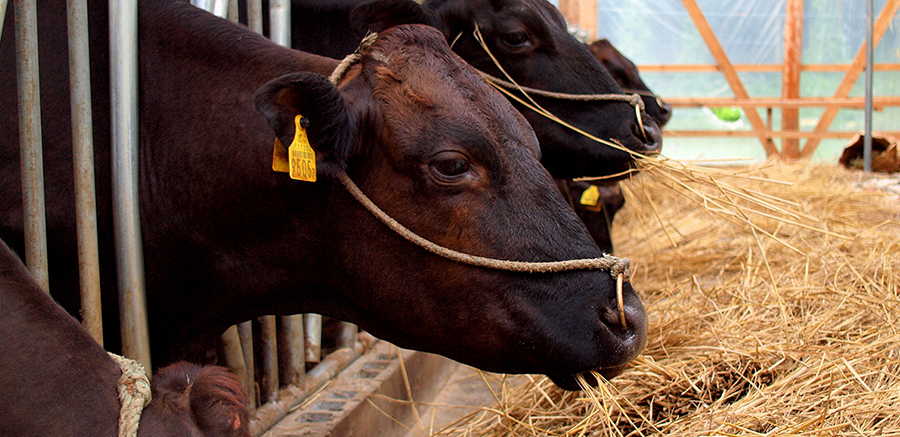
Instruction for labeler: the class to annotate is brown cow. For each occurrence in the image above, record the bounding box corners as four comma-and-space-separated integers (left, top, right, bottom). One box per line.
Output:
0, 238, 249, 436
0, 0, 646, 391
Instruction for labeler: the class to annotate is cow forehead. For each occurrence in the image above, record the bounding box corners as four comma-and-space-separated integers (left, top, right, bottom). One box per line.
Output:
361, 26, 540, 158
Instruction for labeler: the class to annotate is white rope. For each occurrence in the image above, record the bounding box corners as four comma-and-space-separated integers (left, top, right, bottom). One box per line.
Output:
108, 353, 152, 437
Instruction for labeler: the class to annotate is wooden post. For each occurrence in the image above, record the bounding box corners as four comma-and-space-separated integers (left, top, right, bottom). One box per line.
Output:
578, 0, 597, 42
557, 0, 578, 32
781, 0, 803, 159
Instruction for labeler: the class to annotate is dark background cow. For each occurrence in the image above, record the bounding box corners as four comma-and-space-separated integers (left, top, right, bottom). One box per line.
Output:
0, 238, 250, 436
562, 38, 674, 253
1, 0, 646, 391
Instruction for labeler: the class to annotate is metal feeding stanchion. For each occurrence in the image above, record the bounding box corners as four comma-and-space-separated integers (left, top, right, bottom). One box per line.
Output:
68, 0, 104, 345
864, 0, 875, 172
110, 0, 152, 372
15, 0, 50, 293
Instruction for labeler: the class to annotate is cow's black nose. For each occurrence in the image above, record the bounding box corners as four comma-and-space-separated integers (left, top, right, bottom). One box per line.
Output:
638, 118, 663, 154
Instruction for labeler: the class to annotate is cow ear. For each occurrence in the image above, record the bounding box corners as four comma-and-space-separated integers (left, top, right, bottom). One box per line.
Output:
188, 366, 251, 437
254, 72, 355, 177
350, 0, 437, 33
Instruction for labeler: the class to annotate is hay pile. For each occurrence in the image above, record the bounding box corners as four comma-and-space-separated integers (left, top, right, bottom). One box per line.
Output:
442, 159, 900, 436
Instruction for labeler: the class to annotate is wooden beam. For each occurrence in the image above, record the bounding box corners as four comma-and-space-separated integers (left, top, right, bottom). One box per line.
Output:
800, 0, 900, 158
664, 130, 900, 140
680, 0, 779, 157
663, 96, 900, 109
635, 63, 900, 73
781, 0, 804, 159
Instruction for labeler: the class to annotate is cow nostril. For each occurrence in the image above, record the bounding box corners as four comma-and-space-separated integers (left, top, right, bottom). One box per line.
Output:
638, 121, 663, 153
600, 274, 630, 330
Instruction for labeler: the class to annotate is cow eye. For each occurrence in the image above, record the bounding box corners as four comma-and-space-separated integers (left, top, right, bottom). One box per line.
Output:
500, 31, 531, 50
428, 151, 472, 181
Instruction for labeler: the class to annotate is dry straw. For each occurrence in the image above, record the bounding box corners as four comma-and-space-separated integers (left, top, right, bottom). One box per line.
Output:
416, 158, 900, 437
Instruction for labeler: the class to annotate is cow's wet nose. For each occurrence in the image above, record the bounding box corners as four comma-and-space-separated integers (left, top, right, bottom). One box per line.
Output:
656, 103, 672, 127
598, 281, 646, 335
636, 117, 663, 155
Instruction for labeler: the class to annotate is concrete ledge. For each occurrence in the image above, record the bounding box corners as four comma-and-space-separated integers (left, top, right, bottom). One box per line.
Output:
263, 341, 459, 437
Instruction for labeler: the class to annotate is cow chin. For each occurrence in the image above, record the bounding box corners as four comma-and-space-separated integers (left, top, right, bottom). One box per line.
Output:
547, 365, 629, 391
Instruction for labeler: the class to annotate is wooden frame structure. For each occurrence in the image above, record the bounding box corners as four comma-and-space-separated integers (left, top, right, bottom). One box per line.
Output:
559, 0, 900, 160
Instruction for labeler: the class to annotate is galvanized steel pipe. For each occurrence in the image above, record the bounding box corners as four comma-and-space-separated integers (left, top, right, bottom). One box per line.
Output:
68, 0, 104, 345
864, 0, 874, 172
16, 0, 50, 292
280, 315, 306, 385
1, 0, 8, 42
304, 314, 322, 363
259, 315, 280, 403
247, 0, 262, 34
110, 0, 151, 371
238, 321, 257, 410
268, 0, 289, 47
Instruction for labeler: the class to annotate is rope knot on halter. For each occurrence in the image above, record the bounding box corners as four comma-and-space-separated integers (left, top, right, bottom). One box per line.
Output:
108, 352, 152, 437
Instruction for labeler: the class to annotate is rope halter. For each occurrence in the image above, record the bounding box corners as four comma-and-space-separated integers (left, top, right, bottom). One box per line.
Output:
319, 32, 634, 328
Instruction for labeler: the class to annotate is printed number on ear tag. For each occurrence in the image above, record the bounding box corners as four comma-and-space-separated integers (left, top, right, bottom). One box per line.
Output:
288, 115, 316, 182
579, 184, 602, 211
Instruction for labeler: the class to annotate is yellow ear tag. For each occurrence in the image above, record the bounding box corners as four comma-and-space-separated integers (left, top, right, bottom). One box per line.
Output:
288, 115, 316, 182
272, 138, 289, 173
579, 184, 601, 207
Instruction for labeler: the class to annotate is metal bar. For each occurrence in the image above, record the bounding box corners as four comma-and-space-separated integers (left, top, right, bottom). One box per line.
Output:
338, 322, 358, 349
279, 315, 306, 386
220, 325, 249, 401
1, 0, 8, 43
268, 0, 289, 46
237, 321, 257, 411
680, 0, 778, 157
227, 0, 238, 23
781, 0, 804, 159
259, 316, 279, 403
68, 0, 103, 345
110, 0, 151, 371
304, 313, 322, 363
16, 0, 49, 292
800, 0, 900, 158
247, 0, 262, 34
864, 0, 875, 172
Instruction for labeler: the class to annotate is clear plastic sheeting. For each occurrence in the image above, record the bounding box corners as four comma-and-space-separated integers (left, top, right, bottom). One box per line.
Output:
556, 0, 900, 163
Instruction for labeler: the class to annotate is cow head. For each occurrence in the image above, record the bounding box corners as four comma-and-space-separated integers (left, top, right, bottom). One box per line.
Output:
256, 25, 646, 389
350, 0, 663, 180
588, 39, 672, 127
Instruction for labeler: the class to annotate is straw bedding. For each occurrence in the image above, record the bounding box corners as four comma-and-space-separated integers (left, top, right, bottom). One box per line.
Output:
439, 159, 900, 436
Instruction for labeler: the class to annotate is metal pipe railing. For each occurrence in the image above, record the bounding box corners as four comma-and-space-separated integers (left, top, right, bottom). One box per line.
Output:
864, 0, 875, 172
110, 0, 152, 371
67, 0, 104, 345
15, 0, 50, 292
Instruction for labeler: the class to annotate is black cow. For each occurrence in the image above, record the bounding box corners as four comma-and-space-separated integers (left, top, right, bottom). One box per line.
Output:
587, 39, 672, 127
0, 0, 646, 390
281, 0, 663, 180
559, 39, 674, 253
0, 238, 250, 436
